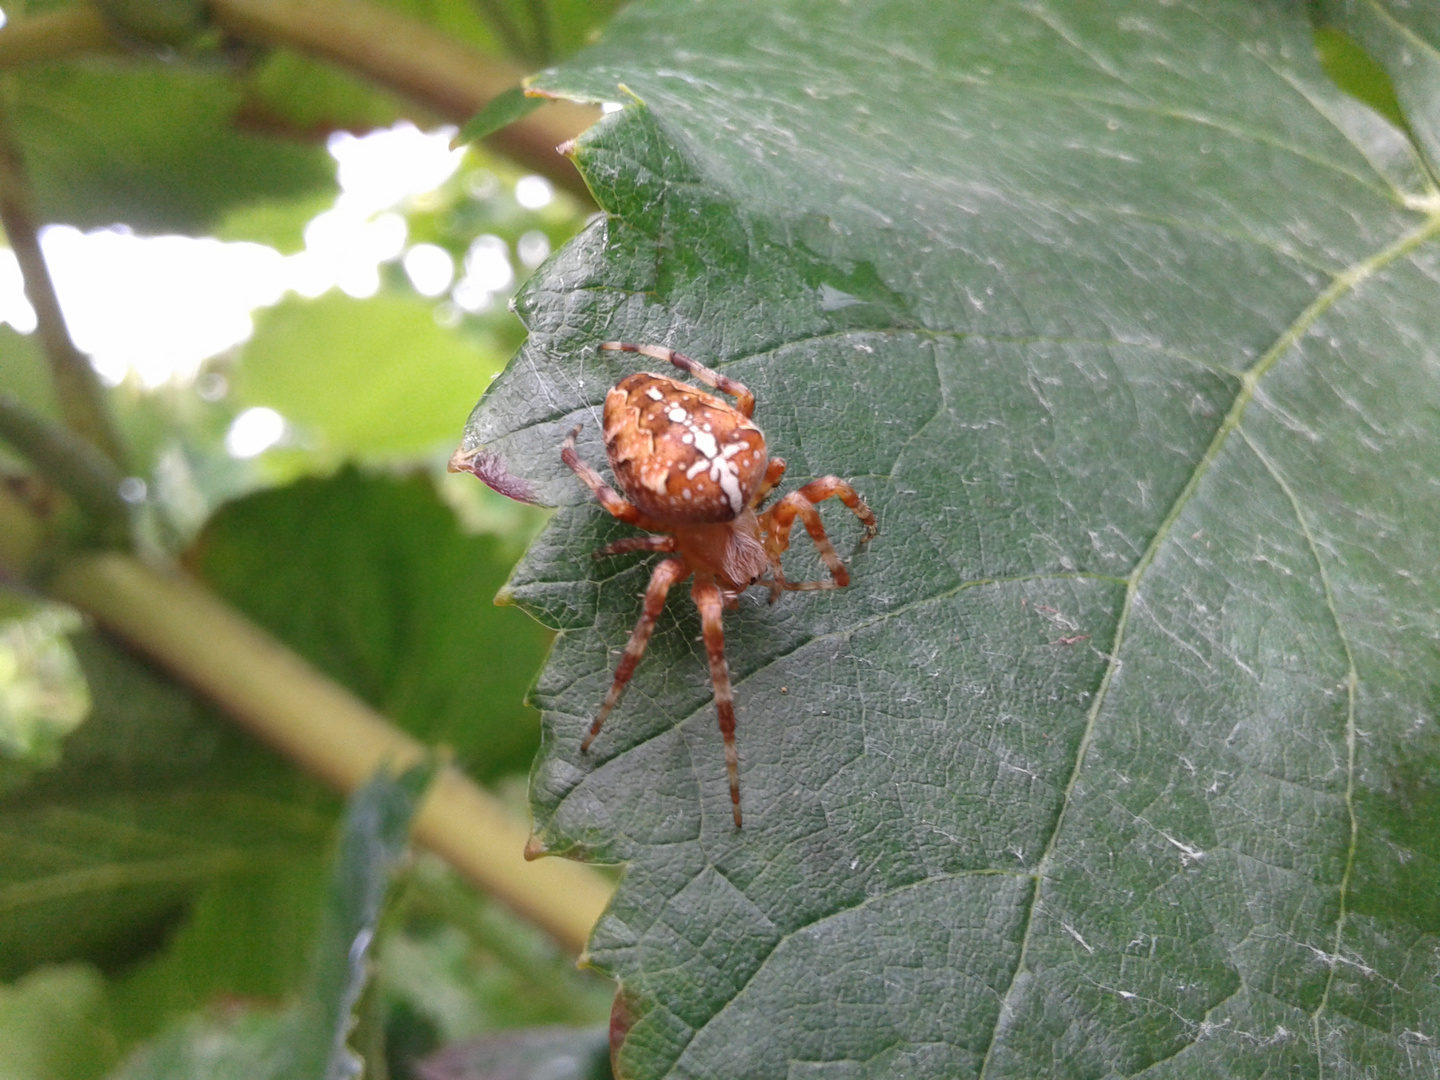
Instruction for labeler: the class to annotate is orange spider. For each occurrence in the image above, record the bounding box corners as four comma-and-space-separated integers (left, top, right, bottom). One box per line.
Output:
562, 342, 877, 827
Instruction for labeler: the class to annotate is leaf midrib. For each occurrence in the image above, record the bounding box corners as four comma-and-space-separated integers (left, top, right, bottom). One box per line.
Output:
0, 852, 260, 912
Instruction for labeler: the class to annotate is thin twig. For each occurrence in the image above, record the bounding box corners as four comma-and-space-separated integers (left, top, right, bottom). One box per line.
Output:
207, 0, 597, 199
0, 92, 127, 466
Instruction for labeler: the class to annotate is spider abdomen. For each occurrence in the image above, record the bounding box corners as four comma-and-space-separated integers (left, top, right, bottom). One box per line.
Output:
603, 372, 768, 523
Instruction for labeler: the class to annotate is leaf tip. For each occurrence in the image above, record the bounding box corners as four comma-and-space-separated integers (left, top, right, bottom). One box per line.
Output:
448, 443, 541, 505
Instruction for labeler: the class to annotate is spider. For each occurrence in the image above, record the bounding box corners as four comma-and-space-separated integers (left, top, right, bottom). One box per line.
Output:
562, 341, 877, 828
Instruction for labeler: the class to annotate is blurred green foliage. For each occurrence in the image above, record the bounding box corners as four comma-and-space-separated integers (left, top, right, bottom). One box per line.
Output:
0, 0, 615, 1075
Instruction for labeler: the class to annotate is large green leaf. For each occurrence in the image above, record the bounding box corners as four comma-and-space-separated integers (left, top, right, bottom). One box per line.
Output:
232, 292, 510, 467
455, 1, 1440, 1076
193, 468, 551, 778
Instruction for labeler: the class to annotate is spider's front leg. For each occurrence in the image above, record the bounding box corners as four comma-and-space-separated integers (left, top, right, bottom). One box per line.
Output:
561, 425, 661, 530
691, 577, 743, 828
752, 457, 787, 509
581, 557, 692, 753
761, 477, 878, 597
600, 341, 755, 418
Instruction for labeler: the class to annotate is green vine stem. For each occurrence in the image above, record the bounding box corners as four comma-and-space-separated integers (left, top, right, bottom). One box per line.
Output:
0, 93, 127, 467
0, 491, 613, 952
0, 0, 599, 200
48, 550, 615, 952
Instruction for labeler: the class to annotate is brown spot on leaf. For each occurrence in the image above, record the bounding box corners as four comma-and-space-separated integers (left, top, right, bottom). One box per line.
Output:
610, 988, 643, 1078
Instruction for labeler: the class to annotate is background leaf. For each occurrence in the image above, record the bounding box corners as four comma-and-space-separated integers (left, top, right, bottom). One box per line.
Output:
12, 65, 334, 234
290, 762, 435, 1080
232, 292, 509, 467
456, 87, 545, 144
0, 328, 59, 422
192, 468, 552, 778
243, 50, 407, 137
1319, 0, 1440, 171
456, 1, 1440, 1076
0, 631, 332, 979
0, 0, 614, 1074
0, 606, 88, 774
381, 857, 614, 1052
110, 762, 435, 1080
0, 964, 115, 1080
0, 628, 335, 1077
414, 1025, 611, 1080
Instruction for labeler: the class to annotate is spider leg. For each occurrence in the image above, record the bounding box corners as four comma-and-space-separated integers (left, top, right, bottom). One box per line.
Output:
600, 342, 755, 418
748, 458, 792, 600
751, 456, 787, 509
691, 577, 743, 828
761, 477, 877, 594
561, 425, 662, 530
581, 557, 692, 753
592, 535, 679, 559
796, 476, 879, 541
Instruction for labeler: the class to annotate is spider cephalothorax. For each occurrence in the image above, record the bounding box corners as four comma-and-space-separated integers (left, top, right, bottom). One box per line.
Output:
562, 341, 877, 827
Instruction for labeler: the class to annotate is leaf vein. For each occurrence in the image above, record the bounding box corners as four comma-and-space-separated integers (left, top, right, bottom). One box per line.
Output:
668, 867, 1033, 1075
551, 572, 1122, 822
1237, 429, 1359, 1080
